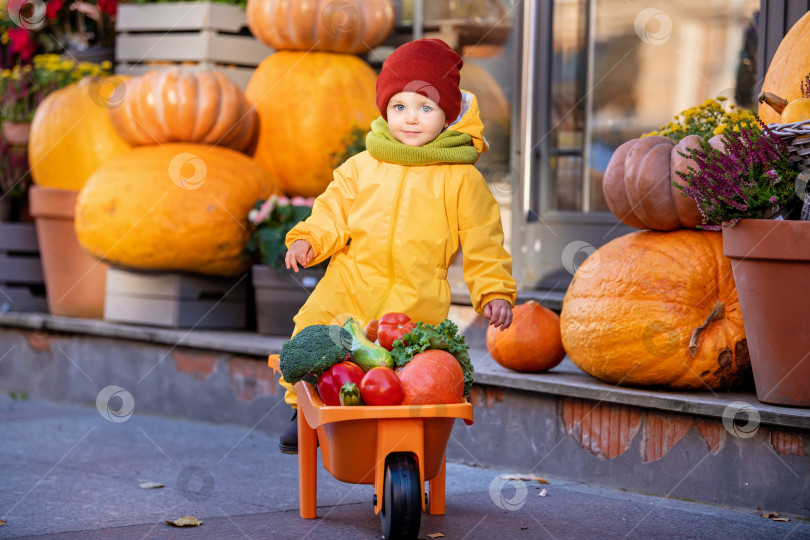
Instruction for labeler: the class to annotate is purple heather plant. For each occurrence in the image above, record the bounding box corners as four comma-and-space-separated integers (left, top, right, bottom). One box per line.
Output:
673, 117, 800, 230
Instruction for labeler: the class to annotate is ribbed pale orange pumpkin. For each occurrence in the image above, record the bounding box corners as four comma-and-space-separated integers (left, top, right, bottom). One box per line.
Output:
486, 300, 566, 372
29, 78, 131, 191
560, 230, 749, 390
758, 10, 810, 125
75, 144, 278, 276
107, 70, 258, 153
246, 51, 378, 197
603, 135, 703, 230
246, 0, 394, 54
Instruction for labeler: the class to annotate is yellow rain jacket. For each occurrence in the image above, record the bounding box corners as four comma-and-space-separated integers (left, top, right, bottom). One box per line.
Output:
280, 91, 517, 406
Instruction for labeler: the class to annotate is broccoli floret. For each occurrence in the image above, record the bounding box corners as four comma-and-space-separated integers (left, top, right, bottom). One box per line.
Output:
279, 324, 351, 385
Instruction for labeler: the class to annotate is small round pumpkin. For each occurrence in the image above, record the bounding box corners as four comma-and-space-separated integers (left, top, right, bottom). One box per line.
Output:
246, 0, 395, 54
29, 77, 131, 191
246, 51, 378, 197
486, 300, 565, 372
107, 70, 258, 153
758, 10, 810, 125
603, 136, 703, 231
75, 143, 278, 276
560, 230, 749, 390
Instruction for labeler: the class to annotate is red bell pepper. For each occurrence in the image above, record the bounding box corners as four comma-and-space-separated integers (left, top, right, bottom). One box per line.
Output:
316, 359, 365, 406
377, 312, 415, 351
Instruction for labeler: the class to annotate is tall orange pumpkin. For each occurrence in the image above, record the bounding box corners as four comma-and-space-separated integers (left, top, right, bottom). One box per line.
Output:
560, 230, 749, 390
758, 10, 810, 125
75, 144, 277, 276
246, 51, 378, 197
246, 0, 395, 54
107, 70, 258, 153
486, 300, 565, 372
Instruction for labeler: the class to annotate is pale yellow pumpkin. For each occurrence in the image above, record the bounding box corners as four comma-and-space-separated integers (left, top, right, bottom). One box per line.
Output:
107, 70, 258, 153
246, 51, 378, 197
29, 77, 131, 191
75, 144, 278, 276
758, 10, 810, 125
246, 0, 395, 54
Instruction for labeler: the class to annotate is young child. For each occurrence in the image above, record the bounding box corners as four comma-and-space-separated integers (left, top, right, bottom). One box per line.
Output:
278, 39, 517, 453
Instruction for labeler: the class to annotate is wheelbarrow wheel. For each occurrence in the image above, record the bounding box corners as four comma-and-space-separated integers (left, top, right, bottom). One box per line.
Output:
380, 453, 421, 540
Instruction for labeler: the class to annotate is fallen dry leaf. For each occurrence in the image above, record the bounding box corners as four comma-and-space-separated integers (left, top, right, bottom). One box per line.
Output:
757, 508, 790, 522
166, 516, 202, 527
538, 488, 548, 497
0, 519, 5, 526
498, 474, 549, 484
428, 534, 445, 538
139, 482, 165, 489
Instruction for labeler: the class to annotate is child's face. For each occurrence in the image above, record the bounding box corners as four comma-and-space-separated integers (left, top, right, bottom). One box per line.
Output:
386, 92, 447, 147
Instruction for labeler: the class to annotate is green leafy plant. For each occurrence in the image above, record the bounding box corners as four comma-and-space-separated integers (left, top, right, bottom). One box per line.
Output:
243, 195, 324, 271
332, 124, 368, 168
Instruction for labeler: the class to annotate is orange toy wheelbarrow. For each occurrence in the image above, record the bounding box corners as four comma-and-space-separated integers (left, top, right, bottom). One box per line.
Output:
269, 355, 474, 540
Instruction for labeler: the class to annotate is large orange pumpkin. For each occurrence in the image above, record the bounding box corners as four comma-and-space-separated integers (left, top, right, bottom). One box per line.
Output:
486, 300, 565, 372
246, 0, 395, 54
75, 144, 277, 276
603, 136, 703, 231
560, 230, 749, 390
398, 350, 464, 405
246, 51, 378, 197
107, 70, 258, 153
28, 78, 131, 191
758, 10, 810, 125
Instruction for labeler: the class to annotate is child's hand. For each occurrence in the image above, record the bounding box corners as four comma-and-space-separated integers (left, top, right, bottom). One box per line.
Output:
285, 240, 314, 272
484, 299, 512, 331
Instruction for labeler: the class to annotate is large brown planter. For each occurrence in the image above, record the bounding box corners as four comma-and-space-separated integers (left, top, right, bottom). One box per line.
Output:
252, 264, 323, 336
29, 186, 108, 318
723, 219, 810, 407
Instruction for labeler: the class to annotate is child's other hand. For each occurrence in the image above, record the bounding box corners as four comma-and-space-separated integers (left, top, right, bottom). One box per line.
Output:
285, 240, 314, 272
484, 299, 512, 331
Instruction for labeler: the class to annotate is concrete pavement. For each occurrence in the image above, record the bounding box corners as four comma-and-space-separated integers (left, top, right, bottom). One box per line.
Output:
1, 396, 807, 539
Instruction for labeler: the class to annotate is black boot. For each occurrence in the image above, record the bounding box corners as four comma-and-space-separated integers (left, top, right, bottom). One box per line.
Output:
279, 411, 298, 454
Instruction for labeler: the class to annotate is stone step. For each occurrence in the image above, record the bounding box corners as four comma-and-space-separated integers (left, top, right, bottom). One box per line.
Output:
0, 312, 808, 518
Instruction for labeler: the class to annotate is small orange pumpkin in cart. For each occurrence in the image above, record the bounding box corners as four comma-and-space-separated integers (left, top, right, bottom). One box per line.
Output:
486, 300, 566, 372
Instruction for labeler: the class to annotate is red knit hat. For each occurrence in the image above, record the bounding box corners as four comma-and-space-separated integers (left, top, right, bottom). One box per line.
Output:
376, 39, 463, 122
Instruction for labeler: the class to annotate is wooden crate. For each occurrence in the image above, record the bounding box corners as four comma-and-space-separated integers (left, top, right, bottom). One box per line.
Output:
252, 265, 323, 336
115, 2, 273, 90
0, 223, 48, 312
104, 267, 248, 329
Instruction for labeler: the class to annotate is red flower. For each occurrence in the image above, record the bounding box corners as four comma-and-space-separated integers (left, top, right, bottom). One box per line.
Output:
46, 0, 64, 19
8, 27, 36, 61
98, 0, 117, 17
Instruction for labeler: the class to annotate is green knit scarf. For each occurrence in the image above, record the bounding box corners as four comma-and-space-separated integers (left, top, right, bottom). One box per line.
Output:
365, 116, 479, 166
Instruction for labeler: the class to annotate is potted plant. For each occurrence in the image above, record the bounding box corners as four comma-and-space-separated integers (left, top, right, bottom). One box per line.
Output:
244, 195, 326, 335
674, 115, 810, 407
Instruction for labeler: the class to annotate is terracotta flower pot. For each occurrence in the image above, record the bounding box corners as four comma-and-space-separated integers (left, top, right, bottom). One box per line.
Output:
2, 121, 31, 146
29, 186, 108, 318
723, 219, 810, 407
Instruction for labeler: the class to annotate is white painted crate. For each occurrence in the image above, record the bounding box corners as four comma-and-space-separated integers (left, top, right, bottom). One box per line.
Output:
104, 267, 247, 329
114, 2, 273, 90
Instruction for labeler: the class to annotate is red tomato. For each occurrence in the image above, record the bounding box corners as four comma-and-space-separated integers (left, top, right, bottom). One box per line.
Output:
377, 312, 415, 351
317, 360, 365, 406
359, 367, 405, 406
398, 350, 464, 405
